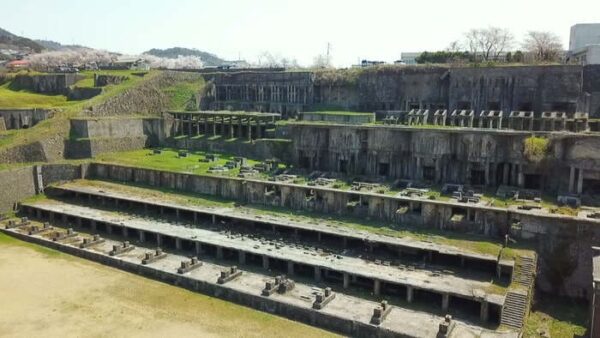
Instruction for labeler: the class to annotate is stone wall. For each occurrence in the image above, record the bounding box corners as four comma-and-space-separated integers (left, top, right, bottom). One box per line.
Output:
0, 109, 52, 129
66, 117, 169, 158
85, 71, 203, 117
94, 74, 128, 87
300, 112, 375, 124
0, 166, 36, 212
205, 65, 600, 116
11, 73, 84, 94
169, 138, 292, 162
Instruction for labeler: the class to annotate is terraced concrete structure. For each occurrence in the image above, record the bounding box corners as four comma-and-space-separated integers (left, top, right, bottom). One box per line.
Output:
5, 64, 600, 336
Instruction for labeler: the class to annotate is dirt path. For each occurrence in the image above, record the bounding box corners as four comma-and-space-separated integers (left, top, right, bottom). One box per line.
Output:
0, 234, 338, 338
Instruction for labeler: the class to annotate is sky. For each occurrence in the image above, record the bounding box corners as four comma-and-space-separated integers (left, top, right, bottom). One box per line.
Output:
2, 0, 600, 67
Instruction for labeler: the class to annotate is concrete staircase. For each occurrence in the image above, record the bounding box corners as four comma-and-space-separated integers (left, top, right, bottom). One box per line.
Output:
513, 255, 536, 287
500, 255, 537, 330
500, 290, 529, 329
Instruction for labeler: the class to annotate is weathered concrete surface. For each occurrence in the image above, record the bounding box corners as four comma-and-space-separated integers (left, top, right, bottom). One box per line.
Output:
0, 109, 52, 129
0, 222, 517, 338
204, 65, 600, 117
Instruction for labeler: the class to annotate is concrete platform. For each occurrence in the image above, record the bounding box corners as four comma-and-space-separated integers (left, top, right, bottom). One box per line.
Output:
48, 182, 514, 278
1, 221, 518, 338
22, 199, 507, 322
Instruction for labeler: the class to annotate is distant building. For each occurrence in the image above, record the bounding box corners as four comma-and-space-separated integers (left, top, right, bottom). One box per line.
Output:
400, 52, 421, 65
6, 59, 30, 71
568, 23, 600, 65
360, 60, 385, 68
108, 57, 150, 71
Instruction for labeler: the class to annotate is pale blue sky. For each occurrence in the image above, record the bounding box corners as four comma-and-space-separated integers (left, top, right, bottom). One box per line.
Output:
3, 0, 600, 66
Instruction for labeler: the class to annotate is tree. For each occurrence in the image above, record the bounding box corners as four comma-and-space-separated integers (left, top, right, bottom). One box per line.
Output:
464, 27, 514, 62
522, 31, 563, 62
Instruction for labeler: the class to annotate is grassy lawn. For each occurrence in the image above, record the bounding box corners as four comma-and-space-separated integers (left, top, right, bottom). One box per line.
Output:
524, 295, 588, 337
95, 148, 262, 177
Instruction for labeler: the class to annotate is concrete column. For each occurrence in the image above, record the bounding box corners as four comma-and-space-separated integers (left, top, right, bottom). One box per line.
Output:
569, 166, 576, 193
262, 255, 270, 270
503, 163, 510, 185
195, 242, 202, 255
238, 117, 243, 138
407, 286, 414, 303
238, 251, 246, 265
193, 212, 198, 224
342, 237, 348, 248
442, 293, 450, 311
91, 220, 97, 231
229, 116, 234, 139
175, 209, 180, 223
216, 246, 223, 259
61, 213, 67, 224
220, 116, 225, 136
156, 234, 162, 246
314, 266, 321, 282
317, 232, 322, 242
287, 261, 294, 275
139, 231, 145, 243
107, 224, 112, 235
211, 215, 216, 224
212, 117, 217, 136
196, 117, 200, 136
247, 118, 252, 141
577, 168, 584, 194
343, 273, 350, 289
204, 117, 209, 135
484, 162, 490, 186
256, 120, 262, 139
373, 279, 381, 296
175, 238, 182, 250
122, 227, 127, 238
187, 114, 192, 136
480, 300, 489, 321
517, 164, 524, 188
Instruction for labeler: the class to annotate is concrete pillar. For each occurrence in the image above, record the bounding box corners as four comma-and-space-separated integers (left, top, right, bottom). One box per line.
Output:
484, 162, 490, 186
343, 273, 350, 289
256, 120, 262, 139
220, 116, 225, 136
175, 209, 180, 223
373, 279, 381, 296
212, 215, 216, 224
175, 238, 182, 250
139, 231, 145, 243
238, 117, 243, 138
569, 166, 576, 193
229, 116, 234, 139
195, 242, 202, 255
517, 164, 525, 188
503, 163, 510, 185
262, 255, 270, 270
91, 220, 97, 231
156, 234, 162, 246
187, 114, 192, 136
193, 212, 198, 224
577, 168, 584, 194
239, 251, 246, 265
480, 300, 489, 321
342, 237, 348, 248
317, 232, 322, 242
442, 293, 450, 311
196, 117, 200, 135
407, 286, 414, 303
204, 117, 208, 135
107, 224, 112, 235
212, 117, 217, 136
287, 261, 294, 275
216, 246, 223, 260
247, 118, 252, 141
314, 266, 321, 282
122, 227, 127, 238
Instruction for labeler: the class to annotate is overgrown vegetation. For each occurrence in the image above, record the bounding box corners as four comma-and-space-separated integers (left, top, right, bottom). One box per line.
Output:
523, 295, 587, 337
162, 76, 205, 110
523, 136, 550, 162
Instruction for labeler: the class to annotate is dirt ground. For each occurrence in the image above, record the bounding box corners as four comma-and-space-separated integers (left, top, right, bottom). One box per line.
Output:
0, 233, 338, 338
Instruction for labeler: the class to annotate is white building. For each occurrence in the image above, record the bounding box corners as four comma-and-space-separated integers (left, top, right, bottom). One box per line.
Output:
568, 23, 600, 65
400, 52, 421, 65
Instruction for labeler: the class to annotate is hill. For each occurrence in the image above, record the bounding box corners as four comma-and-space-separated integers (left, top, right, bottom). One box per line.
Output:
35, 39, 89, 51
144, 47, 226, 67
0, 27, 45, 54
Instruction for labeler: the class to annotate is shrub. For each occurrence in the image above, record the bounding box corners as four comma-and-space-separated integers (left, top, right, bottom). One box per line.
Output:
523, 136, 549, 162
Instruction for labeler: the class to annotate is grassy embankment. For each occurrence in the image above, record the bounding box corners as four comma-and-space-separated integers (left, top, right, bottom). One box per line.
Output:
0, 70, 158, 150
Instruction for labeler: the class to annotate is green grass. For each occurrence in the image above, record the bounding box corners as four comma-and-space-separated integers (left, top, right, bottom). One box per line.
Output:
0, 70, 159, 150
95, 148, 261, 177
163, 76, 205, 110
524, 296, 588, 337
